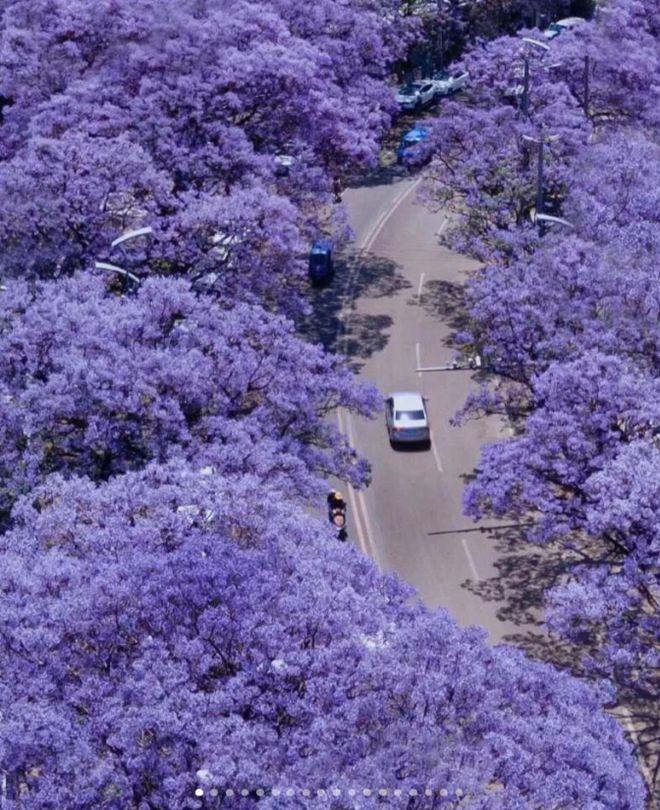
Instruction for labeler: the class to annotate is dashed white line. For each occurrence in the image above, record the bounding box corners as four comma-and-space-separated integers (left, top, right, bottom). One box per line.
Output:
417, 271, 425, 299
436, 215, 449, 239
415, 342, 422, 379
461, 536, 481, 582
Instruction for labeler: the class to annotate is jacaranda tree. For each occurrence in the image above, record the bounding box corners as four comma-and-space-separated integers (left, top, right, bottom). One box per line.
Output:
0, 467, 646, 809
421, 0, 660, 764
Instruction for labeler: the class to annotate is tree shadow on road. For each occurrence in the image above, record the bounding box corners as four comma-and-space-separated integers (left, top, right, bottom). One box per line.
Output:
460, 524, 568, 632
298, 250, 411, 371
414, 278, 472, 340
460, 523, 660, 796
345, 163, 410, 190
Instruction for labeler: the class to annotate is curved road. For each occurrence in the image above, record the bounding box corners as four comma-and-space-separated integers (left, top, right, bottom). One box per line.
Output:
335, 171, 520, 643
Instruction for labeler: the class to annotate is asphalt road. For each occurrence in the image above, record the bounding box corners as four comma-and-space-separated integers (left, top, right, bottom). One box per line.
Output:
329, 169, 525, 643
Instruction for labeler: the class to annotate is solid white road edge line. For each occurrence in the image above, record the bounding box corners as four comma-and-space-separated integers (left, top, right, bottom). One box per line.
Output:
343, 410, 381, 568
415, 342, 422, 379
430, 434, 444, 473
363, 176, 423, 253
335, 408, 369, 557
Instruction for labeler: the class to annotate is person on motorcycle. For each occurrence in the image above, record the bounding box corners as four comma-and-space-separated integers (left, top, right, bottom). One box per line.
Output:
327, 490, 346, 512
327, 490, 347, 541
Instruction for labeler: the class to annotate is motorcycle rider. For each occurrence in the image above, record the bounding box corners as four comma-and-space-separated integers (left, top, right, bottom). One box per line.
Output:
327, 490, 346, 512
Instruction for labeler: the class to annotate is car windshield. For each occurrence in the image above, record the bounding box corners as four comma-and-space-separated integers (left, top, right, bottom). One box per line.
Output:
395, 409, 425, 421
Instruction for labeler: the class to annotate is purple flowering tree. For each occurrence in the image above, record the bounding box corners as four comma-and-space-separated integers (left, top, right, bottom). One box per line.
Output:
412, 7, 660, 784
0, 0, 414, 314
0, 467, 647, 808
0, 272, 380, 521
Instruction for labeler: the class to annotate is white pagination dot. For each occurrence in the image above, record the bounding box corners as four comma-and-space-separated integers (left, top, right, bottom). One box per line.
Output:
378, 788, 388, 796
194, 788, 204, 797
331, 788, 341, 796
409, 788, 418, 796
271, 789, 281, 796
425, 788, 433, 796
255, 789, 264, 797
209, 789, 219, 797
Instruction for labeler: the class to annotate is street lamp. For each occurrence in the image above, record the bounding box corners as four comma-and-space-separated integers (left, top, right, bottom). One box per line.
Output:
94, 261, 141, 291
533, 212, 574, 229
522, 129, 559, 234
110, 226, 153, 249
518, 37, 550, 118
96, 226, 153, 294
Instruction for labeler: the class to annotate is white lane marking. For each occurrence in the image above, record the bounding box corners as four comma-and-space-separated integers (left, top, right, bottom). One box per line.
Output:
430, 435, 443, 473
362, 176, 423, 252
461, 536, 481, 582
343, 411, 381, 568
436, 215, 449, 239
332, 175, 425, 562
415, 342, 422, 378
417, 271, 425, 300
336, 408, 369, 556
362, 210, 388, 254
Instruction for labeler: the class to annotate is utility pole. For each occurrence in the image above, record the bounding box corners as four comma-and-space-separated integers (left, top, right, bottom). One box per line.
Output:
583, 54, 590, 117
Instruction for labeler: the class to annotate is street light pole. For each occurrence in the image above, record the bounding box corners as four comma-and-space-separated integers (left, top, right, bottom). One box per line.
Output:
535, 137, 544, 223
518, 37, 550, 119
522, 130, 559, 236
522, 56, 530, 117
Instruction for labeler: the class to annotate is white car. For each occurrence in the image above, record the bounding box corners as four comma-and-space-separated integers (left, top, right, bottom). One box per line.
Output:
543, 17, 585, 39
432, 69, 469, 97
385, 392, 431, 446
395, 80, 436, 111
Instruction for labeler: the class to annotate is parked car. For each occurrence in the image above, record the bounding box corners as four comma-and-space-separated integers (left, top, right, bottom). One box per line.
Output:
308, 239, 334, 286
543, 17, 585, 39
396, 126, 429, 163
432, 69, 469, 97
395, 80, 436, 111
385, 391, 431, 446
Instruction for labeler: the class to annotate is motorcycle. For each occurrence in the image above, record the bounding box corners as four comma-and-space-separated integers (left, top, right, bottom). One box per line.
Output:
327, 491, 348, 541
